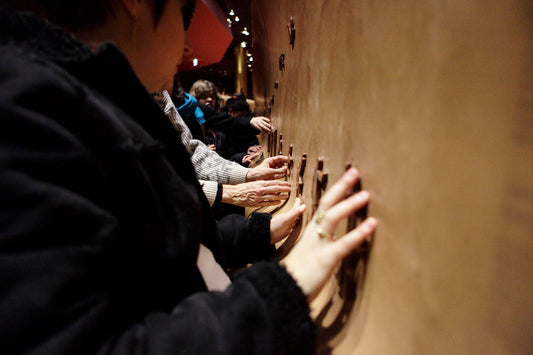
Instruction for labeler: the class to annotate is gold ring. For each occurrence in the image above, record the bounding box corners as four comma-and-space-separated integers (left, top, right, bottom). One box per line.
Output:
316, 227, 333, 240
314, 209, 326, 225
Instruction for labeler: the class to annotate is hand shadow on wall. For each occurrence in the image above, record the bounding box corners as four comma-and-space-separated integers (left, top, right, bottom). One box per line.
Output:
314, 178, 375, 355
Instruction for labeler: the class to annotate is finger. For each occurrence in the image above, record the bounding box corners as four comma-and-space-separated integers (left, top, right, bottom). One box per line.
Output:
289, 198, 306, 217
319, 191, 369, 233
318, 168, 359, 210
258, 185, 291, 195
251, 200, 284, 207
257, 194, 289, 202
259, 180, 290, 187
260, 167, 287, 180
268, 167, 287, 179
327, 218, 377, 258
266, 155, 288, 166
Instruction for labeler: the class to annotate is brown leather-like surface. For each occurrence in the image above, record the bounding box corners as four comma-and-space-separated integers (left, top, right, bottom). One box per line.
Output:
251, 1, 533, 353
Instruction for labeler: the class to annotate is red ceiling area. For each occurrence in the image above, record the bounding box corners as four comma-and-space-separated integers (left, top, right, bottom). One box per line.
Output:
179, 0, 234, 71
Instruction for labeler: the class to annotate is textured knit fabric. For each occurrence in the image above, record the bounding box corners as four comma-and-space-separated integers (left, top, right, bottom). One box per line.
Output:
154, 90, 249, 185
0, 8, 316, 354
199, 179, 220, 206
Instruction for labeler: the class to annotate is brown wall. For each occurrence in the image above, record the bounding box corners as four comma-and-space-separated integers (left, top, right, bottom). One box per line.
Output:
250, 1, 533, 354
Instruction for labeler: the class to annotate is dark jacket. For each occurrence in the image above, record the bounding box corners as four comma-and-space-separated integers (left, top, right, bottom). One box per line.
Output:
173, 95, 260, 161
0, 8, 315, 355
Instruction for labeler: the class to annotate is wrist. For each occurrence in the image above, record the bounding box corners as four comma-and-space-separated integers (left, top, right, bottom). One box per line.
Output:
221, 184, 234, 204
245, 168, 255, 182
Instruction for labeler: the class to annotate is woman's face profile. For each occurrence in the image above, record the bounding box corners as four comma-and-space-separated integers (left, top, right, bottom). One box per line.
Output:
133, 0, 187, 91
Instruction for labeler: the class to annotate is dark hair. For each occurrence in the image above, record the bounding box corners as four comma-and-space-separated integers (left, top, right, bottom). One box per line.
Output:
36, 0, 195, 31
229, 100, 251, 114
232, 92, 247, 101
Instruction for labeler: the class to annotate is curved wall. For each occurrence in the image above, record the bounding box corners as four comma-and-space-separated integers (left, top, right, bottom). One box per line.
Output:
251, 1, 533, 354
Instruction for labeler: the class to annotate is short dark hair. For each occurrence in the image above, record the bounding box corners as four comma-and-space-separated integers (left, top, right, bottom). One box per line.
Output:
229, 100, 251, 114
36, 0, 195, 31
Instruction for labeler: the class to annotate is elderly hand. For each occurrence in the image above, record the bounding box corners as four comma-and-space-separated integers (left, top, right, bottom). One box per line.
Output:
245, 155, 288, 181
281, 168, 377, 301
270, 198, 306, 243
250, 116, 273, 134
221, 180, 291, 207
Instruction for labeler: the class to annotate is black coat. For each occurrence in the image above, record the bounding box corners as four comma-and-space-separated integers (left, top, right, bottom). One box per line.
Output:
0, 8, 315, 354
174, 96, 260, 161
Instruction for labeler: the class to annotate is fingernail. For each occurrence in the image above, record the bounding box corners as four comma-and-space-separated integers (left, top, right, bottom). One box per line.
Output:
364, 218, 377, 230
344, 168, 358, 180
357, 190, 370, 201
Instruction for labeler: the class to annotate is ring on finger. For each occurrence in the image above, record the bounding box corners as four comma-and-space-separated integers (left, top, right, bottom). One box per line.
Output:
314, 209, 326, 225
316, 227, 334, 241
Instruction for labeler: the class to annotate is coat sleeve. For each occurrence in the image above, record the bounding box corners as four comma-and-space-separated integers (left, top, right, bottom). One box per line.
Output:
213, 212, 276, 268
104, 262, 317, 355
200, 102, 260, 136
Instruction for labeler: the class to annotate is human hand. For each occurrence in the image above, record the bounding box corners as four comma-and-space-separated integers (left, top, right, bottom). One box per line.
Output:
245, 155, 288, 181
250, 116, 273, 134
247, 145, 262, 154
281, 168, 377, 300
221, 180, 291, 207
270, 198, 306, 243
207, 144, 216, 151
242, 150, 262, 166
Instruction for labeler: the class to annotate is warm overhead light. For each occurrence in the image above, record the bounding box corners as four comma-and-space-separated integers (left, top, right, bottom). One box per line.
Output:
241, 28, 249, 36
246, 52, 252, 57
249, 57, 253, 62
240, 41, 247, 48
229, 9, 234, 16
235, 16, 240, 22
247, 64, 252, 68
193, 58, 199, 67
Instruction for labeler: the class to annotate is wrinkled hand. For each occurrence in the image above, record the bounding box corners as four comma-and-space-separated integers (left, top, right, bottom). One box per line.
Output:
250, 116, 273, 134
281, 168, 377, 301
246, 155, 288, 181
270, 198, 306, 243
221, 180, 291, 207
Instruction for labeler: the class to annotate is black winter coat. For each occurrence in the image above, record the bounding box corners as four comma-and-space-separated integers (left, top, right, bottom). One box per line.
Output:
0, 8, 315, 355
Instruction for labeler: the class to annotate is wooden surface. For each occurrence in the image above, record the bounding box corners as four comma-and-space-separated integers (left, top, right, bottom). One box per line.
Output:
250, 1, 533, 354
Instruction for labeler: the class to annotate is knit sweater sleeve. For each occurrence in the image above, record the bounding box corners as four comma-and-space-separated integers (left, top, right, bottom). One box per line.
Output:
198, 180, 220, 206
153, 91, 249, 184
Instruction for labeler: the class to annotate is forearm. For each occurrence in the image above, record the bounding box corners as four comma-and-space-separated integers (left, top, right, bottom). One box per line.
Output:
216, 212, 274, 267
190, 147, 249, 184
